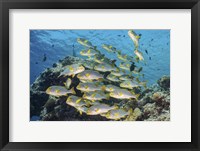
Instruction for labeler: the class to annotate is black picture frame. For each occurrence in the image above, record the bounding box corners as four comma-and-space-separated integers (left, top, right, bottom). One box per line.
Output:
0, 0, 199, 151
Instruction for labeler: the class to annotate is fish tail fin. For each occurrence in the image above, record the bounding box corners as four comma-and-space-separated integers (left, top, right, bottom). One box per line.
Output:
136, 77, 140, 83
101, 85, 106, 91
70, 87, 76, 94
113, 103, 119, 109
136, 35, 141, 40
93, 46, 97, 50
135, 94, 140, 101
141, 81, 147, 88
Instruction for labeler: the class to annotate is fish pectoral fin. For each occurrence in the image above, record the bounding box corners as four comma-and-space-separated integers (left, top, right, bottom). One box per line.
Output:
119, 92, 123, 96
76, 98, 82, 104
85, 73, 90, 77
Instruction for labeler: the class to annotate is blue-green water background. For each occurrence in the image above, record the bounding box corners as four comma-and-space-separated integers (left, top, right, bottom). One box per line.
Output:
30, 30, 170, 86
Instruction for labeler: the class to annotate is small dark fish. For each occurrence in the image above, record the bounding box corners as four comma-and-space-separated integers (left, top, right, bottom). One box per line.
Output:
145, 50, 148, 54
111, 59, 117, 64
42, 54, 47, 62
52, 44, 54, 47
130, 62, 136, 71
123, 35, 125, 37
72, 44, 76, 57
167, 42, 169, 45
149, 57, 151, 60
157, 69, 160, 71
35, 62, 38, 64
151, 38, 153, 41
118, 35, 121, 37
138, 67, 143, 72
139, 34, 142, 36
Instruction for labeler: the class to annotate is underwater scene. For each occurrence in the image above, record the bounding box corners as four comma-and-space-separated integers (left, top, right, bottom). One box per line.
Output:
30, 30, 170, 121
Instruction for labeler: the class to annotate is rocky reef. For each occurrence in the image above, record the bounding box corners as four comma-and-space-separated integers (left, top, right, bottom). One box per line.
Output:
30, 56, 170, 121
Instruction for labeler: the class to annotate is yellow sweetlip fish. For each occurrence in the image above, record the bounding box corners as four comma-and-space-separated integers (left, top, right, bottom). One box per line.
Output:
102, 44, 118, 53
128, 30, 141, 49
80, 49, 100, 57
119, 75, 134, 81
120, 80, 144, 89
66, 95, 90, 108
110, 69, 125, 76
77, 38, 96, 49
105, 84, 121, 92
109, 88, 137, 99
46, 86, 76, 97
77, 70, 104, 81
94, 62, 118, 72
117, 52, 134, 62
77, 82, 105, 92
75, 106, 89, 115
106, 74, 120, 82
93, 54, 116, 65
103, 108, 132, 120
59, 64, 85, 77
119, 62, 131, 71
87, 103, 117, 115
134, 49, 144, 61
83, 60, 98, 70
83, 91, 109, 101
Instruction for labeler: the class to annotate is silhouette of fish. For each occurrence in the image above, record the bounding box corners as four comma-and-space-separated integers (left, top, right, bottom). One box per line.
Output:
42, 54, 47, 62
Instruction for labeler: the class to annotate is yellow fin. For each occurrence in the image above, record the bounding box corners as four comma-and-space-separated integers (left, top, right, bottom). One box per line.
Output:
135, 94, 140, 100
55, 89, 60, 93
119, 92, 123, 96
101, 85, 106, 91
87, 49, 91, 53
69, 66, 74, 71
79, 111, 82, 115
70, 87, 76, 95
91, 93, 96, 97
85, 73, 90, 77
76, 98, 82, 104
136, 35, 141, 40
71, 74, 75, 78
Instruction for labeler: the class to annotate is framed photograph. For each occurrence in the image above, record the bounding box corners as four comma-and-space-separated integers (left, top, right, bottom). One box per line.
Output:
0, 0, 199, 151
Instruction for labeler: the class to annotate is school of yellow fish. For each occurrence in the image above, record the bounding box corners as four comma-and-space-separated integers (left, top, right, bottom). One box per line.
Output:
45, 30, 146, 120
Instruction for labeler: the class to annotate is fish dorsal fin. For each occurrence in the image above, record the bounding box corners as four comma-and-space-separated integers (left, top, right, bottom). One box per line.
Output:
84, 40, 88, 43
109, 45, 112, 49
84, 85, 89, 89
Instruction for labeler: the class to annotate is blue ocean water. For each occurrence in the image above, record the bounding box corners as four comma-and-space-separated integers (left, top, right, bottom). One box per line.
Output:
30, 30, 170, 86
